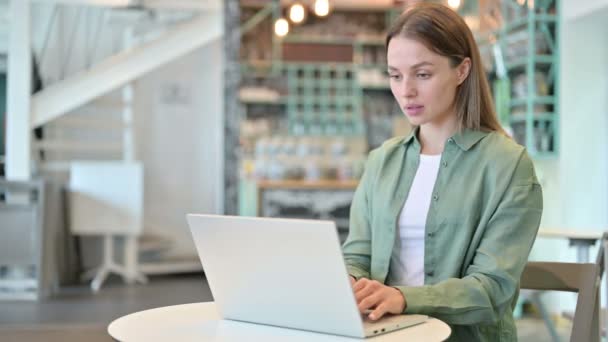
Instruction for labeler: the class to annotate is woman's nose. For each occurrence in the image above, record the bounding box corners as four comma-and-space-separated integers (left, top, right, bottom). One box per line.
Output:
400, 79, 416, 98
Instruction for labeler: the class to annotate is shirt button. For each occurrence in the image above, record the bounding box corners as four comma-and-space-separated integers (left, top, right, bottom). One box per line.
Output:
433, 194, 439, 201
426, 271, 434, 277
442, 161, 448, 167
448, 138, 454, 143
427, 231, 435, 237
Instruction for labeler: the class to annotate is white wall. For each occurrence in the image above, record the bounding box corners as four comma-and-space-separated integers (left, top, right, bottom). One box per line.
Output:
529, 2, 608, 313
563, 0, 608, 21
0, 0, 8, 59
135, 38, 224, 258
558, 10, 608, 228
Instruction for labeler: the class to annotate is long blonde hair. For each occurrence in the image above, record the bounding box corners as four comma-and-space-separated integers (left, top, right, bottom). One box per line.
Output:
386, 3, 505, 134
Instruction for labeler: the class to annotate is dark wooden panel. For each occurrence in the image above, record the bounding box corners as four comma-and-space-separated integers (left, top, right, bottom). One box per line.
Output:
282, 43, 354, 63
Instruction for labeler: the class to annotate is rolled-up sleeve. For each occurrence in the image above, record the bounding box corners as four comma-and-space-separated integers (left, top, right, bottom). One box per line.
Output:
342, 150, 380, 280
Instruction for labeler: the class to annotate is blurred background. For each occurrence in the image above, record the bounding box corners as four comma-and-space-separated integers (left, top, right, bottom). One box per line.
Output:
0, 0, 606, 341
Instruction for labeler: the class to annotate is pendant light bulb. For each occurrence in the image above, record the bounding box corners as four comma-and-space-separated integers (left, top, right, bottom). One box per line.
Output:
314, 0, 331, 17
447, 0, 461, 10
289, 3, 306, 24
274, 18, 289, 37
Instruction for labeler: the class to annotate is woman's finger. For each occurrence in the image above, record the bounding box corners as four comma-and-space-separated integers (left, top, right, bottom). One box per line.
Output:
368, 302, 389, 321
357, 291, 381, 313
354, 283, 375, 303
353, 278, 369, 292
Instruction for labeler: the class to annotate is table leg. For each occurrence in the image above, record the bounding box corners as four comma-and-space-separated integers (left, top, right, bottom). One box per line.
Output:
530, 291, 561, 342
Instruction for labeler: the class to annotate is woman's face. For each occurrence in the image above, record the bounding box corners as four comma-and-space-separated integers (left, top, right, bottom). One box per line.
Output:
387, 36, 468, 129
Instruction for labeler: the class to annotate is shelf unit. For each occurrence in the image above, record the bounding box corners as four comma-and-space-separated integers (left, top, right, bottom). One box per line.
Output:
489, 0, 560, 157
237, 5, 405, 219
239, 6, 401, 142
285, 63, 363, 136
257, 179, 359, 242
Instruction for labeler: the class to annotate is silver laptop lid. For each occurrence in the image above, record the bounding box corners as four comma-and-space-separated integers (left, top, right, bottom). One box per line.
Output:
187, 214, 366, 338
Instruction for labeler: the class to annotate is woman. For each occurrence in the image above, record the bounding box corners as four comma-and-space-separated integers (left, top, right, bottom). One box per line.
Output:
342, 3, 543, 341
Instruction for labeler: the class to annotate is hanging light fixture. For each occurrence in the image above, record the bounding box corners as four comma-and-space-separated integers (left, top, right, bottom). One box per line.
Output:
274, 17, 290, 37
289, 3, 306, 24
447, 0, 461, 10
313, 0, 331, 17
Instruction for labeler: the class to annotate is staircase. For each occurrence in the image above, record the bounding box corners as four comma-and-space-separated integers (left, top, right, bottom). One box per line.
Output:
3, 0, 223, 283
35, 90, 134, 176
29, 3, 220, 175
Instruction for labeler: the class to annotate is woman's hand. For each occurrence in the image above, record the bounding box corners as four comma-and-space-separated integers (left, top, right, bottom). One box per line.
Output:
352, 278, 406, 321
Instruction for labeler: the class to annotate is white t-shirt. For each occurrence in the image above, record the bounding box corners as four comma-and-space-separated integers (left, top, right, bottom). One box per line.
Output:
386, 154, 442, 287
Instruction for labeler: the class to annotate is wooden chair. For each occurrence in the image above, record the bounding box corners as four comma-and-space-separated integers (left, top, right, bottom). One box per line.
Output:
520, 233, 606, 342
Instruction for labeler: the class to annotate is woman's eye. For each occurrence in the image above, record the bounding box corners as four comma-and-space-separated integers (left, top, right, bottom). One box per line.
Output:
389, 74, 402, 80
417, 73, 431, 79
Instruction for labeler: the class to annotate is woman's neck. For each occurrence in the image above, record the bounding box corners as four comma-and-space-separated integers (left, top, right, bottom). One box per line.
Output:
418, 119, 458, 155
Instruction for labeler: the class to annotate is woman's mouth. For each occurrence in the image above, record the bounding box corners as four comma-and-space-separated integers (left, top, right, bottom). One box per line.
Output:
405, 105, 424, 116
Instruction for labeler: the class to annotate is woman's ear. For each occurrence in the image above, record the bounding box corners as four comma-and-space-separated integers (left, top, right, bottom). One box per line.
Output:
457, 57, 472, 85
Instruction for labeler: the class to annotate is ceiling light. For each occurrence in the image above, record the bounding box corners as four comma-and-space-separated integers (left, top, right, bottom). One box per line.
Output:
313, 0, 331, 17
274, 18, 289, 37
289, 3, 306, 24
447, 0, 461, 10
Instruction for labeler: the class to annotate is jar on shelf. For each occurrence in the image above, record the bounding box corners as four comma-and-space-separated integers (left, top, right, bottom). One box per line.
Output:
304, 156, 322, 181
255, 137, 269, 158
330, 137, 348, 157
321, 156, 338, 180
296, 136, 312, 157
284, 156, 305, 180
336, 157, 354, 181
267, 158, 285, 181
254, 157, 268, 180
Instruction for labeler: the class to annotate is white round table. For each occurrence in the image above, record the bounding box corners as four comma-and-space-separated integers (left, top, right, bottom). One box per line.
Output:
108, 302, 451, 341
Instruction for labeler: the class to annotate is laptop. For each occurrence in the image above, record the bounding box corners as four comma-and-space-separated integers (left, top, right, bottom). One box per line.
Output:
186, 214, 428, 339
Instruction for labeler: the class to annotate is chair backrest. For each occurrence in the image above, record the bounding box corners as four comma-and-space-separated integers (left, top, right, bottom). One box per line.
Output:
68, 162, 143, 236
521, 235, 606, 342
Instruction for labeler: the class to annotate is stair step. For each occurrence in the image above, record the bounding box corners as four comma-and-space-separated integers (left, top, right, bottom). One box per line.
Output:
55, 117, 127, 130
33, 140, 122, 152
39, 160, 125, 173
88, 96, 130, 110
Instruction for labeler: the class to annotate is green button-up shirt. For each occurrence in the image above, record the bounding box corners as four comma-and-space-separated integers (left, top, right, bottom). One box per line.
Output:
343, 127, 543, 341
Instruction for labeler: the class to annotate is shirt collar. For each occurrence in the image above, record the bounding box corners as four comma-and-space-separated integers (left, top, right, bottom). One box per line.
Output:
403, 126, 489, 151
403, 127, 418, 145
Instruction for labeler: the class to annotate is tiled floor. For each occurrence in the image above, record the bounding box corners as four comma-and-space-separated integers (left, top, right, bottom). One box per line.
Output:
0, 274, 571, 341
517, 317, 571, 342
0, 274, 212, 342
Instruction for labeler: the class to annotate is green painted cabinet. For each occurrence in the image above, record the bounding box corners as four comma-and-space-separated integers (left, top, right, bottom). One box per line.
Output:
484, 0, 560, 158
